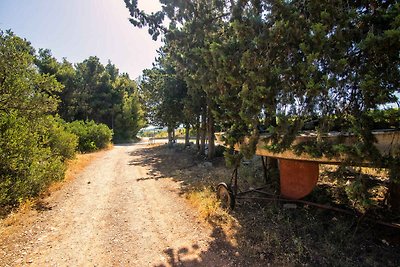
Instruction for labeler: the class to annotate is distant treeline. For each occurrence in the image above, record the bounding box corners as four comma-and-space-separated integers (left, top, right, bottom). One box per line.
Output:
0, 30, 144, 210
35, 47, 145, 142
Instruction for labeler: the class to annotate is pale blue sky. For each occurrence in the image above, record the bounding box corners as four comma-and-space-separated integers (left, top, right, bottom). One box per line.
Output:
0, 0, 163, 79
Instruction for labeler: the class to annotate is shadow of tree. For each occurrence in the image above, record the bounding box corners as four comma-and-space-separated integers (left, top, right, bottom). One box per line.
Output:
154, 224, 239, 267
128, 144, 400, 267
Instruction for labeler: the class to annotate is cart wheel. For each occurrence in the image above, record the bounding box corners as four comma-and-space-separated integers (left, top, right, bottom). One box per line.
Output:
216, 182, 235, 210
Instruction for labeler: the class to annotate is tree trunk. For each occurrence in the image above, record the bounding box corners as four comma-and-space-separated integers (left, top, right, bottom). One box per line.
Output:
167, 126, 174, 148
185, 123, 190, 147
388, 181, 400, 212
266, 96, 279, 180
207, 106, 215, 159
196, 115, 200, 151
200, 113, 206, 155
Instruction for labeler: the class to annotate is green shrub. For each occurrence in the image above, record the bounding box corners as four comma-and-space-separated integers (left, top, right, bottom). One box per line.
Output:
0, 112, 66, 207
44, 116, 78, 160
368, 108, 400, 129
65, 120, 113, 152
0, 32, 75, 210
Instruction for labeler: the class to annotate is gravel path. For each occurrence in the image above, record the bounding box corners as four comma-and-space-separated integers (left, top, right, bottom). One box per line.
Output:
1, 143, 231, 266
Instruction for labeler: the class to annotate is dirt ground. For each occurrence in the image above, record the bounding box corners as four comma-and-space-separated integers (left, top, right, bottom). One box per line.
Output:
0, 142, 238, 266
1, 141, 399, 266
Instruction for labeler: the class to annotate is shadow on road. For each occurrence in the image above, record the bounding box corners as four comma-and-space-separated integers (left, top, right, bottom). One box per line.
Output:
153, 224, 238, 267
128, 144, 244, 266
127, 144, 400, 267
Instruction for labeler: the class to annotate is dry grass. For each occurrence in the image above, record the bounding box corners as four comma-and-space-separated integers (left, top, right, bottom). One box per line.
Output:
317, 164, 391, 214
185, 187, 240, 246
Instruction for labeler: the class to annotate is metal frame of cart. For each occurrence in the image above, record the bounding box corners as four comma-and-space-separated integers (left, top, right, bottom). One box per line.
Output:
215, 130, 400, 212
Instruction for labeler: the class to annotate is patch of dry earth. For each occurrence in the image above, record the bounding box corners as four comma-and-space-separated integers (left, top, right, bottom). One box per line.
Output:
0, 143, 234, 266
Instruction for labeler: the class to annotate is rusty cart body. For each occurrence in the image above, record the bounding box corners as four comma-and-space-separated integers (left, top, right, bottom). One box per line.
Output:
215, 130, 400, 210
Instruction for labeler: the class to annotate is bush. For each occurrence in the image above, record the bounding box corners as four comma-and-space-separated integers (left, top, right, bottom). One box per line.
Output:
0, 31, 77, 210
44, 116, 78, 161
0, 112, 66, 207
369, 108, 400, 130
65, 120, 113, 152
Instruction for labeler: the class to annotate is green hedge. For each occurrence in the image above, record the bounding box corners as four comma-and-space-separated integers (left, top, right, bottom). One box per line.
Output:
45, 116, 78, 161
0, 114, 75, 208
65, 120, 113, 152
0, 115, 114, 208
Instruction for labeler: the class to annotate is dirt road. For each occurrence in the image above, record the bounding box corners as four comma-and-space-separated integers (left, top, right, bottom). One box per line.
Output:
1, 143, 233, 266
